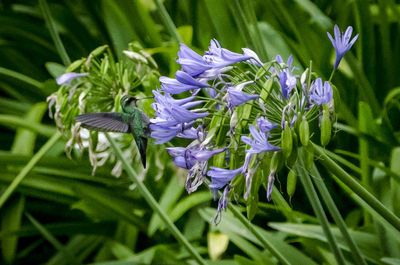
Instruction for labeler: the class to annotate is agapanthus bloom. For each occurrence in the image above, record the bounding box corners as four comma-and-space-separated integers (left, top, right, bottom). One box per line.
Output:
208, 166, 243, 190
310, 78, 333, 105
160, 70, 209, 94
241, 125, 281, 154
327, 25, 359, 69
226, 81, 258, 109
56, 72, 88, 86
177, 39, 251, 77
256, 117, 278, 133
212, 185, 231, 224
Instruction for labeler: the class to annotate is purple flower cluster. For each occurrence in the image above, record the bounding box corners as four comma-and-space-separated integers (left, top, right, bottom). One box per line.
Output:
149, 25, 357, 224
150, 40, 260, 212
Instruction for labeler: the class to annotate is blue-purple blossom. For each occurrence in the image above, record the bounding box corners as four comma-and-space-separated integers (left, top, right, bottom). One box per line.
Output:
166, 145, 225, 169
279, 69, 297, 100
227, 81, 258, 108
56, 72, 88, 86
160, 71, 209, 94
242, 48, 263, 67
310, 78, 333, 105
327, 25, 359, 69
176, 39, 251, 77
256, 117, 278, 133
241, 125, 281, 154
150, 90, 208, 144
208, 166, 243, 190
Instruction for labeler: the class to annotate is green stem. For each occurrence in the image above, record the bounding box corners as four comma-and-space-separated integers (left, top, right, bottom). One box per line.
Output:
39, 0, 71, 66
105, 134, 206, 265
310, 163, 367, 265
313, 143, 400, 231
297, 153, 346, 265
0, 132, 61, 208
154, 0, 183, 43
227, 204, 292, 265
328, 68, 336, 82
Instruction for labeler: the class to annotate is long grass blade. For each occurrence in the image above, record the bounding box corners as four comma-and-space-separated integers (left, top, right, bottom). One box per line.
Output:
39, 0, 71, 65
313, 143, 400, 231
310, 163, 368, 265
297, 151, 346, 265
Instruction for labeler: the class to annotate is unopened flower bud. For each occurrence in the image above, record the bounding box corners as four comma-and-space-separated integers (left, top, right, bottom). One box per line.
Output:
281, 121, 293, 159
321, 109, 331, 146
287, 168, 297, 197
299, 116, 310, 146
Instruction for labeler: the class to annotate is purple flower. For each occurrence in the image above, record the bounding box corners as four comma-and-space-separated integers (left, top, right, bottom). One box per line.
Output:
279, 70, 297, 100
166, 145, 225, 169
227, 81, 258, 108
176, 40, 251, 77
56, 72, 88, 86
256, 117, 278, 133
327, 25, 359, 69
204, 39, 252, 67
177, 44, 212, 76
150, 90, 209, 144
242, 48, 263, 67
241, 125, 281, 154
310, 78, 333, 105
160, 71, 209, 94
212, 185, 230, 225
208, 166, 243, 190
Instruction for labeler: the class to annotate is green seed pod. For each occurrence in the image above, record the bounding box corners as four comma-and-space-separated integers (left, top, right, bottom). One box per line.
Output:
286, 132, 298, 168
281, 121, 293, 159
90, 44, 109, 57
304, 144, 314, 170
66, 58, 86, 72
270, 151, 280, 173
321, 109, 331, 146
299, 116, 310, 146
287, 169, 297, 197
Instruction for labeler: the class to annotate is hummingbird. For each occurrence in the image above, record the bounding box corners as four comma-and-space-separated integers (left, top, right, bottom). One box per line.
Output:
75, 95, 152, 168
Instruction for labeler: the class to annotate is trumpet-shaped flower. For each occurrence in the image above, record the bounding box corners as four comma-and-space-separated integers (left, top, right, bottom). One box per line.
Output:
56, 72, 88, 86
160, 71, 209, 94
256, 117, 278, 134
241, 125, 281, 154
227, 81, 258, 109
327, 25, 359, 69
177, 40, 251, 77
310, 78, 333, 105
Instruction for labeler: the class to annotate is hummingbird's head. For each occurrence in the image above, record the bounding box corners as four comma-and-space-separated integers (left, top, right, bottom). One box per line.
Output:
121, 95, 137, 112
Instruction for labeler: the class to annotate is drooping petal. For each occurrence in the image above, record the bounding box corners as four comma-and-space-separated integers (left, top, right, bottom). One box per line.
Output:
56, 72, 88, 86
208, 166, 242, 189
193, 148, 226, 162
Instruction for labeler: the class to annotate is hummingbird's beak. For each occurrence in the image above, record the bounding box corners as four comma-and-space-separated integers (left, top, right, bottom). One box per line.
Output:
136, 96, 154, 101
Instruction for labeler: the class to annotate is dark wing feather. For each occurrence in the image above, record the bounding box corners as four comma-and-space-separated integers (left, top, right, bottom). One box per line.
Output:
75, 113, 129, 133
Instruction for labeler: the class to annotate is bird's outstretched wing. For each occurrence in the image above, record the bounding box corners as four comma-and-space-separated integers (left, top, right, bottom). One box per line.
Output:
75, 113, 129, 133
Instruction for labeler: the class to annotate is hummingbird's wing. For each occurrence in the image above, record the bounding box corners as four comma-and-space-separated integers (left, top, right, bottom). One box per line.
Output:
75, 113, 129, 133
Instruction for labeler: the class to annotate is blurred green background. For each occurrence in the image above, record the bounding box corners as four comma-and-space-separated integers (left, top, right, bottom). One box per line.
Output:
1, 0, 400, 264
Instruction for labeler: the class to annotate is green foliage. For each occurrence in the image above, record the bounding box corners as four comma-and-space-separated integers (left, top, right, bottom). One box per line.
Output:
0, 0, 400, 264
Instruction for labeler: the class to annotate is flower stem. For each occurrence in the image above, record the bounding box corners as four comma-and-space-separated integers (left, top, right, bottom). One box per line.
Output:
227, 204, 292, 265
106, 134, 206, 265
297, 152, 346, 265
309, 163, 368, 265
329, 68, 336, 82
0, 132, 61, 208
313, 143, 400, 231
